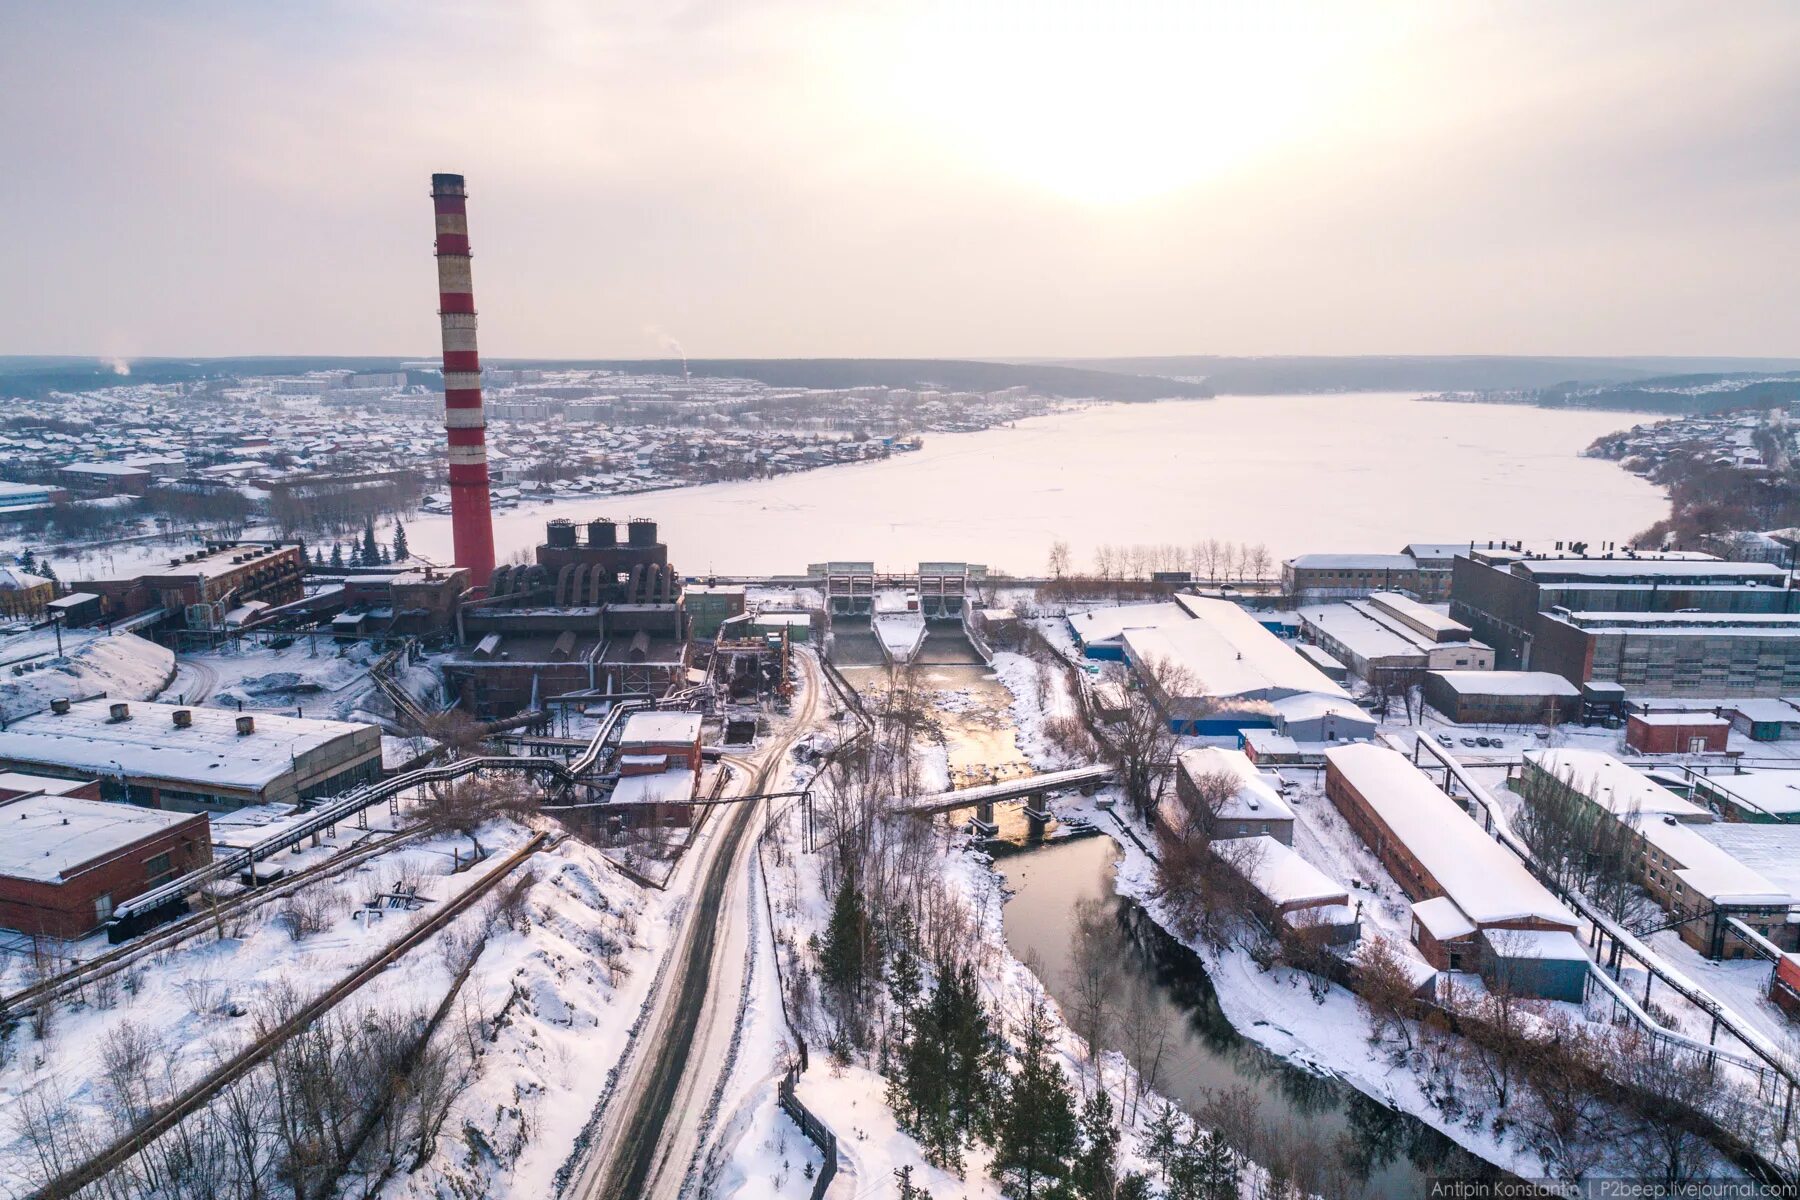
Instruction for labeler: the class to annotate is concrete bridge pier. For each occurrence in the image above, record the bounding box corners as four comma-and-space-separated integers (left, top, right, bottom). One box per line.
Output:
1022, 801, 1052, 835
969, 798, 999, 836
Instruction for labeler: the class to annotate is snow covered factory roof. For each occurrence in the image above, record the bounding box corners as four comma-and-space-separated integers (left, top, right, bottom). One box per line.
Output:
0, 793, 202, 884
0, 700, 373, 793
1326, 743, 1577, 930
1428, 671, 1580, 698
1217, 835, 1348, 910
619, 710, 703, 746
1175, 747, 1295, 823
612, 768, 697, 807
1127, 596, 1343, 702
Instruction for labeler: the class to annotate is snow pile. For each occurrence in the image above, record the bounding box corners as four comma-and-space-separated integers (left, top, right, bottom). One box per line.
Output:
387, 836, 662, 1199
0, 630, 174, 722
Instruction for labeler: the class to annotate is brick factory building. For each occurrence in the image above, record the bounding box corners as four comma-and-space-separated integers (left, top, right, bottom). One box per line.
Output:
78, 542, 306, 624
1625, 712, 1730, 755
1325, 743, 1586, 1000
1424, 670, 1582, 725
0, 790, 211, 937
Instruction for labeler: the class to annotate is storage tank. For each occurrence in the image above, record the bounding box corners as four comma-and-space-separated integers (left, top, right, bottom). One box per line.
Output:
627, 518, 658, 548
587, 519, 617, 547
546, 519, 578, 548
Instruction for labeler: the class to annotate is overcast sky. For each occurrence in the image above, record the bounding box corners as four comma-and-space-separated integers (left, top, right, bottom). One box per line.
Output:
3, 1, 1797, 360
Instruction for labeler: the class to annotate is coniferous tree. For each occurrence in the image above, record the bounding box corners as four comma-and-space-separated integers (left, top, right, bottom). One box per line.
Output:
1113, 1174, 1152, 1200
329, 542, 344, 570
1071, 1087, 1119, 1200
1146, 1102, 1182, 1184
889, 955, 1001, 1176
18, 549, 38, 573
991, 996, 1078, 1199
379, 544, 392, 565
1192, 1129, 1237, 1200
361, 517, 379, 566
392, 520, 409, 562
312, 547, 324, 566
37, 559, 56, 583
820, 877, 870, 996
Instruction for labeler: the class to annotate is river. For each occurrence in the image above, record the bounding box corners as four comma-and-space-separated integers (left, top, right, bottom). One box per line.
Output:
403, 393, 1665, 575
993, 834, 1496, 1198
830, 623, 1501, 1197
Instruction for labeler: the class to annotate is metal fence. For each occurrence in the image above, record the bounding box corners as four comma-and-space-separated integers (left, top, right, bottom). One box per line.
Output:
779, 1064, 838, 1199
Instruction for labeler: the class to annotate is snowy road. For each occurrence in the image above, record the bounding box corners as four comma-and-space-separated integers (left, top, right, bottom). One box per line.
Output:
160, 656, 217, 704
570, 654, 825, 1200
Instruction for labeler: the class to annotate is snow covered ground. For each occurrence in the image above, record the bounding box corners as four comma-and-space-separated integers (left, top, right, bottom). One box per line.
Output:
0, 627, 174, 721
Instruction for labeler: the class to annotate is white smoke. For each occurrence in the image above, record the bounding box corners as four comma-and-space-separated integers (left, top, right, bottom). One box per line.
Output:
105, 356, 131, 376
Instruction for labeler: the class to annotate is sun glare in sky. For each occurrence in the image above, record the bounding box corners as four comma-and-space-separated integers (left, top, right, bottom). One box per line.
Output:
880, 2, 1404, 206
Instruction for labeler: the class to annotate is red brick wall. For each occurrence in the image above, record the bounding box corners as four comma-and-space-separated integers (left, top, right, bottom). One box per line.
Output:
1625, 717, 1728, 754
0, 813, 211, 939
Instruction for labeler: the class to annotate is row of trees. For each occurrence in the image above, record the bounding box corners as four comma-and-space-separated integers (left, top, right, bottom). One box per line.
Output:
1047, 539, 1276, 584
312, 519, 412, 571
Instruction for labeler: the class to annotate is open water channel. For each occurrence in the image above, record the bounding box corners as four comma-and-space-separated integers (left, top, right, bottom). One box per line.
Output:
830, 620, 1501, 1198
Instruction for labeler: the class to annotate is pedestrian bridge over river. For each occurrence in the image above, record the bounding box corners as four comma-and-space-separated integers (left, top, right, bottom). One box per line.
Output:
896, 764, 1115, 828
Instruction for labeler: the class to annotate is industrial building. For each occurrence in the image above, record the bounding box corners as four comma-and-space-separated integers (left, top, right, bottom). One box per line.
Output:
1215, 835, 1359, 942
1624, 712, 1729, 755
1691, 771, 1800, 823
1519, 750, 1794, 958
78, 542, 306, 626
0, 567, 54, 620
1282, 553, 1421, 601
0, 791, 211, 938
1067, 601, 1190, 660
807, 561, 985, 616
0, 699, 382, 811
1325, 743, 1586, 1000
609, 711, 703, 827
1120, 595, 1374, 740
1423, 670, 1582, 725
1298, 592, 1493, 681
330, 565, 473, 640
444, 517, 694, 717
1169, 747, 1296, 843
685, 584, 747, 640
1449, 550, 1800, 695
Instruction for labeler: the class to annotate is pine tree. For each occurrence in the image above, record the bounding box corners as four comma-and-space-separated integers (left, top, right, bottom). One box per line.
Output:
888, 938, 922, 1049
820, 877, 869, 996
392, 520, 409, 562
1071, 1087, 1119, 1200
18, 549, 37, 573
37, 559, 56, 583
991, 996, 1078, 1199
1146, 1102, 1182, 1184
361, 517, 379, 566
1193, 1129, 1237, 1200
889, 954, 1000, 1177
312, 547, 324, 566
379, 544, 392, 565
329, 543, 344, 570
1114, 1174, 1152, 1200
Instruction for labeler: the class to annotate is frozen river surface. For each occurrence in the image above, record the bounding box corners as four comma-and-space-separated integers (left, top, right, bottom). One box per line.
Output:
406, 393, 1666, 576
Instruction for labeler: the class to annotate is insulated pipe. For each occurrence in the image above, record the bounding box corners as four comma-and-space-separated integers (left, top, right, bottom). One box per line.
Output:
431, 173, 496, 587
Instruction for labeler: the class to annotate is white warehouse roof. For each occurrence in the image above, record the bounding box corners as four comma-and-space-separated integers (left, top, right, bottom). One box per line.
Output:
619, 711, 703, 745
1124, 595, 1342, 702
0, 700, 371, 792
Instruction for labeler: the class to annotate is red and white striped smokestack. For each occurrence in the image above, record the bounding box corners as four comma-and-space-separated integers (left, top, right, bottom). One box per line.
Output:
430, 172, 496, 588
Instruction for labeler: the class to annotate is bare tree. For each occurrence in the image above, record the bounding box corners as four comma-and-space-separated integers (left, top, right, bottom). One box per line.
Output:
1109, 654, 1201, 822
1047, 540, 1072, 579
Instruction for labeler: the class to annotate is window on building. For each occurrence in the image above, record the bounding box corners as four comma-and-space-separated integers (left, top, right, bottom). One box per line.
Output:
94, 892, 113, 923
144, 851, 176, 886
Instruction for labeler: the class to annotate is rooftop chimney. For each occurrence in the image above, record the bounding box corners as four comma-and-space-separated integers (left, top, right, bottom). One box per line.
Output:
172, 708, 193, 729
430, 173, 496, 588
236, 715, 255, 736
108, 702, 130, 722
50, 698, 70, 715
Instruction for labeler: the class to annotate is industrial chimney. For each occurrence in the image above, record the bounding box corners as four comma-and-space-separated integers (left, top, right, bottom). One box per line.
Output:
430, 173, 497, 587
